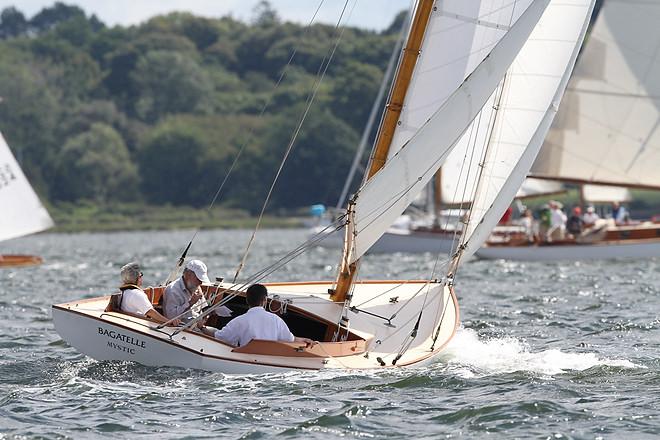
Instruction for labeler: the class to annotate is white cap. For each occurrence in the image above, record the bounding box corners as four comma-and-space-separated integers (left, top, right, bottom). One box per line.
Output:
185, 259, 210, 284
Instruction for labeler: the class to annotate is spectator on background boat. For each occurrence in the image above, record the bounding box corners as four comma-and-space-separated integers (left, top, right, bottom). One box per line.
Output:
611, 201, 629, 224
582, 205, 600, 227
518, 209, 537, 243
163, 259, 228, 322
566, 206, 584, 236
538, 204, 552, 241
546, 201, 567, 241
203, 283, 316, 348
119, 262, 180, 325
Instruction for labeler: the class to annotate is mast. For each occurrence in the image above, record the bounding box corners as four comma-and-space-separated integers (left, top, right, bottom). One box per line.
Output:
433, 168, 442, 227
331, 0, 435, 302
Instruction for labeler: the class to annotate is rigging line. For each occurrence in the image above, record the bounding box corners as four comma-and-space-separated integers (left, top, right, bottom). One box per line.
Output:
163, 1, 328, 285
336, 7, 410, 211
168, 219, 347, 333
391, 281, 433, 364
450, 0, 519, 271
430, 285, 453, 350
452, 56, 511, 274
232, 0, 355, 283
205, 0, 326, 214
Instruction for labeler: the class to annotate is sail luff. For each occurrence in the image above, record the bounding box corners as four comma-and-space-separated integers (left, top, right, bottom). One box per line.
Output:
366, 0, 435, 180
332, 0, 435, 303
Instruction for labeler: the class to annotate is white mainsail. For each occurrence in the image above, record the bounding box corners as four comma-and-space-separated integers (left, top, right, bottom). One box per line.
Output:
530, 0, 660, 189
456, 0, 595, 261
0, 132, 54, 242
350, 0, 552, 262
385, 1, 534, 206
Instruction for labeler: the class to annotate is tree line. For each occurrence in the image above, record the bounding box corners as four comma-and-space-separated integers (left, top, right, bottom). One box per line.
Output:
0, 1, 405, 213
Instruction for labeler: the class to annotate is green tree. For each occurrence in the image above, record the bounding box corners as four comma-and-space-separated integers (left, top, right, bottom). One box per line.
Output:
330, 60, 383, 131
131, 50, 214, 122
0, 7, 28, 38
0, 53, 58, 193
29, 2, 85, 34
259, 105, 358, 210
52, 123, 138, 202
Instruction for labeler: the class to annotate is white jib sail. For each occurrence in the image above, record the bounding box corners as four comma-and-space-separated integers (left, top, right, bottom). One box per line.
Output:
350, 0, 551, 263
0, 132, 54, 242
457, 0, 596, 262
385, 1, 534, 205
530, 0, 660, 189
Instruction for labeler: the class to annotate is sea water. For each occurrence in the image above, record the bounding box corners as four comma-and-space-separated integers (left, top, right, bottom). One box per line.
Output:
1, 229, 658, 438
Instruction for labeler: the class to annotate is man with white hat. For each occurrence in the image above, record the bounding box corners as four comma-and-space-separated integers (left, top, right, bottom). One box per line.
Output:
163, 259, 211, 321
582, 205, 600, 227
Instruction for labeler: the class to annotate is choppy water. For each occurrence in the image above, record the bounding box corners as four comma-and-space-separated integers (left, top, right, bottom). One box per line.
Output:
1, 229, 659, 438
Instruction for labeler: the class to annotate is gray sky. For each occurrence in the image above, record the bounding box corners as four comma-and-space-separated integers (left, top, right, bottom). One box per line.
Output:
0, 0, 411, 31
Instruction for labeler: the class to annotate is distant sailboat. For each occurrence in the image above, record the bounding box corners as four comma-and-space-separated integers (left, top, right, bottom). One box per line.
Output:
0, 132, 54, 267
53, 0, 593, 373
478, 0, 660, 261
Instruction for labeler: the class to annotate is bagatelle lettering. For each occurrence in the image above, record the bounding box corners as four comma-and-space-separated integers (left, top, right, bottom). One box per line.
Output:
98, 327, 146, 349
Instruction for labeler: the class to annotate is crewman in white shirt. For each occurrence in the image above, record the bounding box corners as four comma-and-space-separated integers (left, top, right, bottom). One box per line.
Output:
119, 262, 180, 325
203, 284, 316, 347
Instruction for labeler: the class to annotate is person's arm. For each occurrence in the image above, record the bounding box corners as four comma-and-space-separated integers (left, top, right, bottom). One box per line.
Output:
146, 308, 181, 326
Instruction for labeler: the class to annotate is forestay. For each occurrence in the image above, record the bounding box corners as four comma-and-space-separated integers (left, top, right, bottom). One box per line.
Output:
530, 0, 660, 189
0, 132, 54, 242
457, 0, 595, 262
350, 0, 550, 262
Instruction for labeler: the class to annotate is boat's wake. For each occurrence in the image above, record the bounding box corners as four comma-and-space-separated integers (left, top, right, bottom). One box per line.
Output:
440, 328, 640, 378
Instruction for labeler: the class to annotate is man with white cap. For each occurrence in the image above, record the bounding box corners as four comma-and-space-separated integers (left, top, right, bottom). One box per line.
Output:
119, 262, 180, 325
582, 205, 600, 227
163, 259, 211, 321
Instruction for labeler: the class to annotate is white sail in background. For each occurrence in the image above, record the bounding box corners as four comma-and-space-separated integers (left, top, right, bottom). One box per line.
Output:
385, 1, 534, 205
351, 0, 551, 262
530, 0, 660, 189
582, 184, 631, 203
516, 178, 564, 199
0, 132, 54, 242
458, 0, 595, 261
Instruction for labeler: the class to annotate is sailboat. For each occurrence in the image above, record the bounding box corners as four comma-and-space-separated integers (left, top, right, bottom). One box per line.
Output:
0, 132, 54, 267
477, 0, 660, 261
52, 0, 594, 373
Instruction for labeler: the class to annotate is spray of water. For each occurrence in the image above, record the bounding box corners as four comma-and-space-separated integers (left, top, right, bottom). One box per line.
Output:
440, 327, 640, 378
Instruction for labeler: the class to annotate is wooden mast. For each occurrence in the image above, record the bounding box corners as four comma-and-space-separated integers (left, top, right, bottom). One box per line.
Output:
433, 168, 442, 227
331, 0, 435, 302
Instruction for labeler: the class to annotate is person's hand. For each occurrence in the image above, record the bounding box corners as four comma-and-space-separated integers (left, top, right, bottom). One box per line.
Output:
301, 338, 318, 348
170, 318, 182, 326
190, 290, 203, 305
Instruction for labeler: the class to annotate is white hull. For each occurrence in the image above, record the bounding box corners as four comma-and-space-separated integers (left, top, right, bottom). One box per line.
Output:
476, 239, 660, 261
53, 281, 459, 373
313, 227, 456, 255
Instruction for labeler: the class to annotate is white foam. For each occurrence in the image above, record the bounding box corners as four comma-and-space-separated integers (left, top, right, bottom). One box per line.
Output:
439, 328, 640, 378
